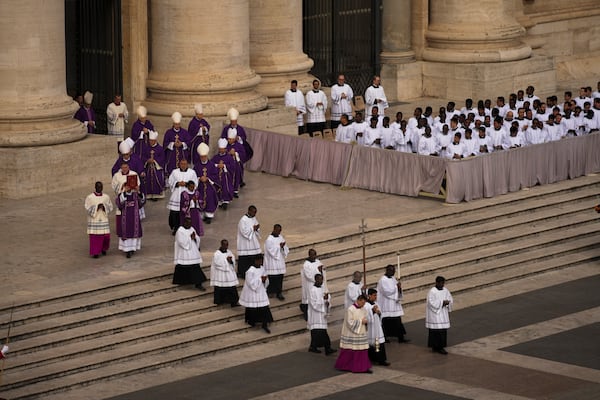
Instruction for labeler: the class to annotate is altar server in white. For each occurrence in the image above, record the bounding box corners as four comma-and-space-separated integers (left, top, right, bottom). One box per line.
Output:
426, 276, 453, 355
210, 239, 240, 307
308, 273, 336, 355
239, 254, 273, 333
264, 224, 289, 301
376, 264, 410, 343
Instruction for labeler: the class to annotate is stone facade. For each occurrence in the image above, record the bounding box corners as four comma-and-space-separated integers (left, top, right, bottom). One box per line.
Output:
0, 0, 599, 198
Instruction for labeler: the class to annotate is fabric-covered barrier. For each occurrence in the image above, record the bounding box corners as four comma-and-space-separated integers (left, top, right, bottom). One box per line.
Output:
245, 128, 600, 203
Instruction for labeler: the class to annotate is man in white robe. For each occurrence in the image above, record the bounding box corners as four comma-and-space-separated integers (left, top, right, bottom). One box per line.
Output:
335, 114, 354, 143
344, 271, 365, 310
284, 80, 306, 135
426, 276, 453, 355
308, 274, 336, 355
352, 112, 369, 146
330, 74, 354, 128
305, 79, 328, 136
418, 127, 439, 156
106, 94, 129, 139
376, 264, 410, 343
364, 75, 388, 116
239, 254, 273, 333
365, 288, 389, 366
364, 117, 382, 148
264, 224, 289, 300
167, 159, 198, 235
300, 248, 324, 321
173, 217, 207, 290
84, 181, 113, 258
237, 204, 261, 278
210, 239, 240, 307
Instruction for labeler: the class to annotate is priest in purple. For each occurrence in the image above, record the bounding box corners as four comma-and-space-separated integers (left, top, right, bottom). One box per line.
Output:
141, 129, 166, 199
210, 138, 236, 210
188, 103, 211, 167
163, 111, 191, 176
226, 129, 247, 196
74, 91, 96, 133
193, 143, 219, 224
111, 139, 145, 178
131, 105, 155, 158
221, 108, 253, 161
180, 180, 204, 237
116, 184, 146, 258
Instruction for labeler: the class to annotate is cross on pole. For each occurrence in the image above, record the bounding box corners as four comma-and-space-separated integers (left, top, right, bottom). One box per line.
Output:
359, 219, 367, 286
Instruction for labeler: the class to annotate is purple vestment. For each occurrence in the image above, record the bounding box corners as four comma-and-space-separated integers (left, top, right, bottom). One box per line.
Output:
116, 191, 145, 239
180, 189, 204, 237
74, 106, 96, 133
141, 143, 166, 196
188, 117, 211, 167
131, 119, 155, 157
225, 142, 247, 192
209, 152, 236, 203
193, 161, 220, 214
163, 128, 191, 176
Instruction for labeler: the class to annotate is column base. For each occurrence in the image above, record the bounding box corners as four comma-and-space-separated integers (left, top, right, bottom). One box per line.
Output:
422, 55, 556, 100
252, 54, 315, 100
422, 43, 532, 63
380, 51, 421, 102
0, 135, 116, 199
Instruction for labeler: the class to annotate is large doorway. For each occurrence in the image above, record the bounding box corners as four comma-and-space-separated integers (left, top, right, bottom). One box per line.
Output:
302, 0, 382, 96
65, 0, 123, 134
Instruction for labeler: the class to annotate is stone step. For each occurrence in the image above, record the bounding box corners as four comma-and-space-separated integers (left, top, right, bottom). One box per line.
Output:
6, 200, 596, 345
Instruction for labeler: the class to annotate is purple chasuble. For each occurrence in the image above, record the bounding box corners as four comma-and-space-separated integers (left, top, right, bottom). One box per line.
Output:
116, 191, 145, 239
180, 189, 204, 236
209, 153, 235, 203
131, 119, 155, 157
193, 161, 219, 213
74, 106, 96, 133
141, 143, 166, 195
163, 128, 191, 176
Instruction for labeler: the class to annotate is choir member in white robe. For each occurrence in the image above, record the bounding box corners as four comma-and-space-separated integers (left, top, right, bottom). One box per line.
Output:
364, 75, 388, 116
376, 265, 409, 343
330, 74, 354, 128
426, 276, 453, 355
308, 274, 336, 355
380, 117, 394, 149
352, 112, 369, 146
446, 133, 466, 160
85, 181, 113, 258
418, 127, 439, 156
173, 217, 207, 290
305, 80, 328, 136
490, 118, 510, 151
239, 254, 273, 333
210, 239, 240, 307
264, 224, 289, 300
462, 129, 479, 157
106, 94, 129, 139
507, 126, 524, 148
167, 159, 198, 235
300, 248, 324, 321
390, 112, 406, 151
365, 288, 389, 366
364, 117, 382, 148
237, 205, 261, 278
344, 271, 365, 310
284, 80, 306, 135
335, 114, 355, 143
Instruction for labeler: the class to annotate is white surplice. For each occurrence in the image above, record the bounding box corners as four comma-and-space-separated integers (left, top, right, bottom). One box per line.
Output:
239, 266, 270, 308
210, 249, 239, 287
174, 226, 202, 265
263, 234, 289, 275
308, 285, 330, 330
425, 286, 453, 329
376, 275, 404, 318
237, 214, 261, 256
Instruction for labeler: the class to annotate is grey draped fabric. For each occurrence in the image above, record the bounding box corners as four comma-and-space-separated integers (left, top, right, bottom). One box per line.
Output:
245, 128, 600, 204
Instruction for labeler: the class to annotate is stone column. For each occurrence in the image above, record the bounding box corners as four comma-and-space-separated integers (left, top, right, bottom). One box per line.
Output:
144, 0, 267, 118
423, 0, 531, 63
380, 0, 421, 101
249, 0, 314, 100
0, 0, 85, 147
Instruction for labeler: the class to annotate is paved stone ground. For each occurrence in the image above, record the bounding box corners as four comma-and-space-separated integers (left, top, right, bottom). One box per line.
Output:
104, 276, 600, 400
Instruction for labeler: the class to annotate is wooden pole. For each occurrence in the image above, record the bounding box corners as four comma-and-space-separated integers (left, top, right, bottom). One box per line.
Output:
359, 219, 367, 286
0, 304, 15, 385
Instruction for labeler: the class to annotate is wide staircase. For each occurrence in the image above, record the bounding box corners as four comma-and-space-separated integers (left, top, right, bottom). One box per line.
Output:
1, 177, 599, 399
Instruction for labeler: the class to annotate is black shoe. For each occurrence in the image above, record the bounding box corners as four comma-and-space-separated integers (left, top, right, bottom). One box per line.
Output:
385, 339, 391, 343
233, 192, 239, 198
437, 348, 448, 355
248, 322, 255, 327
276, 293, 285, 301
308, 347, 322, 354
399, 338, 411, 343
195, 284, 206, 291
325, 348, 337, 355
222, 203, 228, 210
150, 198, 158, 202
171, 229, 176, 236
126, 251, 132, 258
205, 218, 212, 224
379, 361, 391, 366
262, 325, 271, 334
101, 251, 107, 256
92, 254, 99, 259
240, 182, 246, 188
365, 369, 373, 374
231, 303, 241, 308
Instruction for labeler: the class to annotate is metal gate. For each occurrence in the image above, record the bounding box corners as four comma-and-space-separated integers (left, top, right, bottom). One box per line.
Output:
65, 0, 123, 134
302, 0, 382, 96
